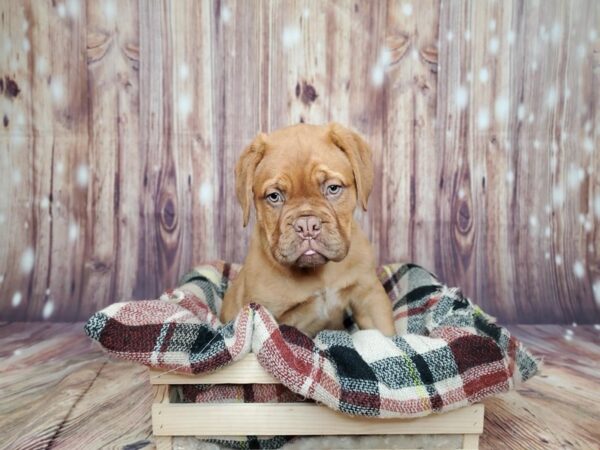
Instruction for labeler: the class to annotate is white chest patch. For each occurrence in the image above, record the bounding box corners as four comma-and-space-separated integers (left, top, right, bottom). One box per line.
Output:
314, 288, 341, 321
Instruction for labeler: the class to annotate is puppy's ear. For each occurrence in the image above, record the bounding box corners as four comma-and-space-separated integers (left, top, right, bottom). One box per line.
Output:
328, 123, 374, 211
235, 133, 267, 227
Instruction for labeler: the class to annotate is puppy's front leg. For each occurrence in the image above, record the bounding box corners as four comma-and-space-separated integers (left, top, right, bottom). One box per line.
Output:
220, 276, 245, 324
348, 280, 396, 336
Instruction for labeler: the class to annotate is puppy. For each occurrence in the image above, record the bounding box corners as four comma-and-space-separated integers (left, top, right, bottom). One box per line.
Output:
220, 123, 395, 338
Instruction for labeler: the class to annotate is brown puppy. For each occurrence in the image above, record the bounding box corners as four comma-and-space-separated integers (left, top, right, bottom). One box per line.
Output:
220, 123, 395, 338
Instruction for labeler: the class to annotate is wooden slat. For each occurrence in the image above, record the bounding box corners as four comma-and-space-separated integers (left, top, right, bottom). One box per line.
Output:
462, 433, 480, 450
152, 403, 484, 436
149, 353, 277, 385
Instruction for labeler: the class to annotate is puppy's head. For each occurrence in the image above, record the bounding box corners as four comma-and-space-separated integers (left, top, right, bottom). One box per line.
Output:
235, 123, 373, 269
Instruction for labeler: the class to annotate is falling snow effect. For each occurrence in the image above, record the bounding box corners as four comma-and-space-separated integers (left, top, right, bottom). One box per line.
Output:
477, 108, 490, 131
555, 254, 563, 266
488, 37, 500, 55
506, 170, 515, 184
51, 78, 65, 104
282, 26, 301, 48
552, 187, 565, 207
179, 64, 190, 81
221, 6, 231, 23
507, 30, 516, 45
20, 248, 35, 274
401, 3, 413, 16
103, 0, 117, 22
199, 181, 213, 204
567, 165, 585, 190
455, 86, 469, 110
479, 68, 489, 83
495, 97, 509, 122
178, 95, 193, 118
76, 165, 89, 187
12, 291, 22, 308
583, 137, 593, 153
594, 280, 600, 306
593, 195, 600, 219
69, 222, 79, 242
572, 261, 585, 279
42, 300, 55, 320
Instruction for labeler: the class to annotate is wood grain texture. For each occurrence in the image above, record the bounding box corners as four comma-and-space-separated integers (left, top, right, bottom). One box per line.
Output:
0, 0, 598, 323
1, 323, 598, 449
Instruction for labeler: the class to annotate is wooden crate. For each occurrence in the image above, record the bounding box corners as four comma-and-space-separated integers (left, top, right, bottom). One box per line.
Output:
150, 354, 484, 449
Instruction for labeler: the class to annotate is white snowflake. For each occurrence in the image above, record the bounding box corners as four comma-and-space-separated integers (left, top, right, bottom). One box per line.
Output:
12, 170, 22, 185
552, 187, 564, 206
221, 5, 231, 23
589, 29, 598, 42
455, 86, 469, 110
550, 23, 562, 43
479, 67, 489, 83
40, 197, 50, 209
57, 2, 66, 17
507, 30, 516, 45
447, 31, 454, 42
488, 19, 496, 31
488, 36, 500, 55
494, 96, 509, 122
555, 254, 563, 266
12, 291, 22, 307
529, 215, 539, 228
583, 137, 594, 153
458, 188, 465, 199
69, 222, 79, 242
56, 161, 65, 175
546, 87, 558, 108
371, 65, 385, 87
573, 261, 585, 279
401, 3, 413, 16
51, 77, 64, 104
179, 64, 189, 81
42, 300, 54, 319
178, 94, 193, 118
593, 195, 600, 219
544, 226, 551, 237
66, 0, 80, 17
544, 252, 550, 260
199, 181, 213, 204
594, 280, 600, 306
567, 165, 585, 190
282, 26, 301, 48
464, 30, 471, 41
506, 170, 515, 184
20, 248, 35, 274
76, 164, 89, 187
477, 108, 490, 131
22, 38, 30, 53
302, 7, 310, 18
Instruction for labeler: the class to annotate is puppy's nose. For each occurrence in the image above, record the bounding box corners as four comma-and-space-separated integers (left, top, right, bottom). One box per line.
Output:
294, 215, 322, 239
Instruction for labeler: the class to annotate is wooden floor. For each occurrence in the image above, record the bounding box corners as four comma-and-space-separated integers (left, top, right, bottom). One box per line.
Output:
0, 323, 598, 449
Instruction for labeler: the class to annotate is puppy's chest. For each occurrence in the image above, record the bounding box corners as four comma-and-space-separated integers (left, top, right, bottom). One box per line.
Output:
309, 287, 348, 320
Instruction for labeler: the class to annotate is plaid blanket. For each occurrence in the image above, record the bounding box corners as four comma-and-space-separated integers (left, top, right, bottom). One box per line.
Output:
85, 261, 538, 448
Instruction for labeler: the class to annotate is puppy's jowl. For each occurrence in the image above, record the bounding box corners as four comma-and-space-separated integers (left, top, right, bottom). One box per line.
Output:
220, 123, 395, 337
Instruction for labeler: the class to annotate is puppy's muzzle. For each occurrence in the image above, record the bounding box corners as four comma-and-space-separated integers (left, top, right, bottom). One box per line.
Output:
293, 215, 322, 240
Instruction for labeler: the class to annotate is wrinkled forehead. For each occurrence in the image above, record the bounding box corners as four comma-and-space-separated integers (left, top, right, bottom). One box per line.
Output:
253, 128, 353, 193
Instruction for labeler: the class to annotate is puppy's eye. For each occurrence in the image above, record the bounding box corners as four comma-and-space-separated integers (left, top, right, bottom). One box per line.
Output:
326, 185, 343, 197
266, 192, 283, 204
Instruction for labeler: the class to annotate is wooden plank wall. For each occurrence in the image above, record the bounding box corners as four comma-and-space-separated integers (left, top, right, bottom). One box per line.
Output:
0, 0, 598, 323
